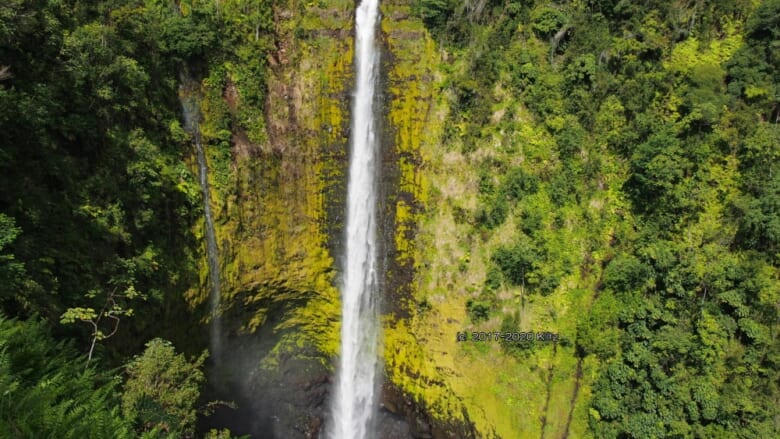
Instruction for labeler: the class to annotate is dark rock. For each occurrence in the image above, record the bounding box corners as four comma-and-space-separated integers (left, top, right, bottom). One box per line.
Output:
411, 415, 432, 438
376, 407, 413, 439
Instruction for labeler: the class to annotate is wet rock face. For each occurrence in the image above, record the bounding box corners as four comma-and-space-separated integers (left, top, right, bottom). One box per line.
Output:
255, 359, 329, 438
381, 383, 423, 438
380, 381, 480, 439
377, 409, 414, 438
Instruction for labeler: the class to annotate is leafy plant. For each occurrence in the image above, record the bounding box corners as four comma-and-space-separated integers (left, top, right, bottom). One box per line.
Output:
122, 338, 209, 438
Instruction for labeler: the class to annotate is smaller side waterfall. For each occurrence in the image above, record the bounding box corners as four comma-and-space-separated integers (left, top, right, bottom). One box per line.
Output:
180, 80, 222, 364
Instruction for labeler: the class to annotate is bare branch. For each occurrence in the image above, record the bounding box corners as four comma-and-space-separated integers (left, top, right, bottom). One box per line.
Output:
104, 313, 121, 340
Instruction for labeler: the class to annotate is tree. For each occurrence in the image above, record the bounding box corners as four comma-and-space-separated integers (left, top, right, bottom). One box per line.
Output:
122, 338, 208, 437
61, 285, 145, 367
492, 239, 538, 288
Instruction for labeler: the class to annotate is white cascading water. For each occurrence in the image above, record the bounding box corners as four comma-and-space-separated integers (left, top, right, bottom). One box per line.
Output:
331, 0, 382, 437
181, 79, 223, 365
194, 123, 223, 365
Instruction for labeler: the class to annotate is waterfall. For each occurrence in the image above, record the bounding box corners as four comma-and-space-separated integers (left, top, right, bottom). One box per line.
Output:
181, 81, 223, 365
195, 123, 223, 365
331, 0, 382, 437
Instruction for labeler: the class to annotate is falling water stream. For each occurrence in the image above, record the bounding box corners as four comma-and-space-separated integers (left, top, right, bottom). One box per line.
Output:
181, 82, 223, 365
331, 0, 382, 437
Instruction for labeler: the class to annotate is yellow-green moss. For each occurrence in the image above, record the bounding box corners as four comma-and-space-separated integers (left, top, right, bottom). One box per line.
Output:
377, 4, 626, 437
186, 1, 356, 365
380, 2, 495, 432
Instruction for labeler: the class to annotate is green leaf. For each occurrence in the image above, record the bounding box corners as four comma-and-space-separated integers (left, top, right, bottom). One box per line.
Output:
60, 308, 97, 325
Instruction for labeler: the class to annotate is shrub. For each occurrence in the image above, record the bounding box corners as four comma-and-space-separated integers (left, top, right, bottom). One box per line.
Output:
122, 338, 208, 437
466, 299, 491, 323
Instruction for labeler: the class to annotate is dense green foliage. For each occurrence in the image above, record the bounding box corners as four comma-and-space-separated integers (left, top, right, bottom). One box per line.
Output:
0, 1, 274, 437
122, 339, 208, 437
421, 0, 779, 437
0, 0, 204, 350
0, 316, 213, 438
0, 315, 131, 438
0, 0, 778, 437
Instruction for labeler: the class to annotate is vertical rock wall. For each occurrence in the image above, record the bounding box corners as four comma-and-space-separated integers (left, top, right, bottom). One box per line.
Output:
189, 1, 355, 436
189, 0, 486, 437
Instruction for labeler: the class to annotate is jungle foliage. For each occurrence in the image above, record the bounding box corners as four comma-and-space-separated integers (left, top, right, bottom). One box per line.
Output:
419, 0, 779, 437
0, 0, 274, 437
0, 0, 778, 437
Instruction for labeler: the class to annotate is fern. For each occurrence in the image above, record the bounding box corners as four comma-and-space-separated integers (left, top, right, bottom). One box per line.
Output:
0, 315, 132, 438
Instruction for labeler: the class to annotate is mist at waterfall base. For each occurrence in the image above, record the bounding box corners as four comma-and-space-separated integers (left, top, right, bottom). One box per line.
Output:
328, 0, 383, 437
198, 313, 334, 438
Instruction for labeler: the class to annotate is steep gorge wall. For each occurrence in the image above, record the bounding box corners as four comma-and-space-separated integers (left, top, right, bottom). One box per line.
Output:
188, 1, 354, 436
187, 0, 538, 437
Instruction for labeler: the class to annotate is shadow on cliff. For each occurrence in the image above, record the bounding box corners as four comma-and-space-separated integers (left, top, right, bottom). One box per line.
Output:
196, 295, 331, 439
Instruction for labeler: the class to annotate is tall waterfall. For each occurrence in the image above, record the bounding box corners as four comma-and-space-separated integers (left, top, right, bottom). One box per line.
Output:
331, 0, 382, 437
181, 83, 222, 365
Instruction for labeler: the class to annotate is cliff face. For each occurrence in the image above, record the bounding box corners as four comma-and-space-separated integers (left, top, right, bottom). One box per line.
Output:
190, 0, 576, 437
190, 0, 353, 436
